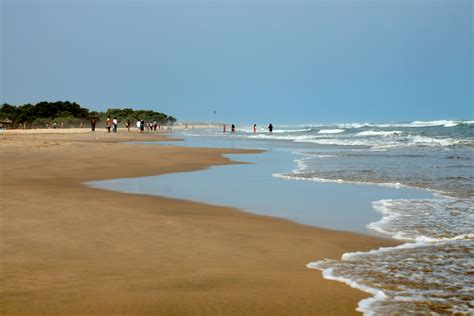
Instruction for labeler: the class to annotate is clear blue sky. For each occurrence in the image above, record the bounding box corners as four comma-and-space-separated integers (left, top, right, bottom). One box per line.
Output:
1, 0, 472, 124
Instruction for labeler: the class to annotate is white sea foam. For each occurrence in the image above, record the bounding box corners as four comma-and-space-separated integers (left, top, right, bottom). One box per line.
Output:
294, 152, 338, 159
318, 129, 345, 134
309, 237, 474, 315
294, 138, 375, 147
335, 122, 370, 129
271, 128, 313, 133
331, 120, 473, 129
306, 264, 387, 316
340, 242, 424, 261
247, 128, 472, 149
248, 134, 318, 141
272, 173, 410, 189
369, 198, 474, 242
410, 120, 462, 127
407, 135, 468, 147
308, 195, 474, 315
356, 130, 404, 137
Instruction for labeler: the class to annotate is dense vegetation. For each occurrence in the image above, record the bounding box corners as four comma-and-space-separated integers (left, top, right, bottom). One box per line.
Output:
0, 101, 177, 128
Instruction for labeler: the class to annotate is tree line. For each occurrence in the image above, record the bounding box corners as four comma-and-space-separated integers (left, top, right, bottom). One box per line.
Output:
0, 101, 177, 128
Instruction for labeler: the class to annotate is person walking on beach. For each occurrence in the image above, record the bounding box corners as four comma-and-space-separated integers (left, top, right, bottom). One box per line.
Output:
140, 119, 145, 132
268, 123, 273, 133
253, 124, 257, 133
90, 118, 96, 132
106, 116, 111, 133
126, 119, 131, 132
223, 124, 226, 133
113, 117, 118, 133
136, 120, 140, 130
231, 124, 235, 133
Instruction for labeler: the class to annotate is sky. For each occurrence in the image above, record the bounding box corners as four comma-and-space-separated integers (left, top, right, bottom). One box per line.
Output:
1, 0, 472, 124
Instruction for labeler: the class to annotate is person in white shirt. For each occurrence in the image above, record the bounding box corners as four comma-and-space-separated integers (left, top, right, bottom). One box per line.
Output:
112, 117, 118, 133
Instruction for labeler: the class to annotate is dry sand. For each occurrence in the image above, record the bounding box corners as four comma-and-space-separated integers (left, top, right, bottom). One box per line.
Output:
0, 130, 398, 315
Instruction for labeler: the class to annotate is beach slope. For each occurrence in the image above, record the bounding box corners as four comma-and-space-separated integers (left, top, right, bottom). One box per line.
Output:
0, 131, 397, 315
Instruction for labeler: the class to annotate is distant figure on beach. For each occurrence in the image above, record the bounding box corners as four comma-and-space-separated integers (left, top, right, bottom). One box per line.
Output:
231, 124, 235, 132
268, 123, 273, 133
46, 122, 49, 129
80, 122, 83, 128
90, 118, 96, 132
53, 122, 57, 129
136, 120, 140, 130
126, 119, 131, 132
223, 124, 226, 133
113, 117, 118, 133
60, 122, 64, 129
253, 124, 257, 133
140, 119, 145, 132
106, 116, 111, 133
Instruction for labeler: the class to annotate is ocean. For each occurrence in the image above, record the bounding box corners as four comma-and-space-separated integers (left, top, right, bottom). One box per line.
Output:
90, 119, 473, 315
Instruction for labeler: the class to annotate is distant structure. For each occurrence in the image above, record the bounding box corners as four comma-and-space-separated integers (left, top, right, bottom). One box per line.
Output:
0, 117, 13, 130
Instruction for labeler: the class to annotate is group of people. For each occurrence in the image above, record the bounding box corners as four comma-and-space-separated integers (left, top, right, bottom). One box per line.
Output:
90, 116, 170, 133
223, 123, 273, 133
105, 116, 119, 133
44, 122, 64, 129
90, 116, 168, 133
135, 120, 163, 132
89, 118, 275, 134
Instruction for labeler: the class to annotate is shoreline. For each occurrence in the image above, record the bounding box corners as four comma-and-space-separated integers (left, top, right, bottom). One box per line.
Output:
1, 130, 399, 315
0, 125, 219, 135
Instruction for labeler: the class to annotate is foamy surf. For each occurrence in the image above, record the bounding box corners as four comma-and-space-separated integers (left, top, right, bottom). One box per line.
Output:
306, 264, 387, 316
356, 130, 404, 137
318, 128, 345, 134
307, 196, 474, 315
272, 173, 410, 189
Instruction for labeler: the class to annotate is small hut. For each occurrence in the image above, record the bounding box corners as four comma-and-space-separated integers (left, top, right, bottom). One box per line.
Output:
0, 117, 13, 130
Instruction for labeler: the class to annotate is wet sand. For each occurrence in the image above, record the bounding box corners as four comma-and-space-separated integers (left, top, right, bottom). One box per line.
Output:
0, 130, 398, 315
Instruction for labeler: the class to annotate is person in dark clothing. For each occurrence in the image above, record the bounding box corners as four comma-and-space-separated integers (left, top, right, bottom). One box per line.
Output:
231, 124, 235, 132
90, 118, 96, 132
126, 119, 131, 132
268, 123, 273, 133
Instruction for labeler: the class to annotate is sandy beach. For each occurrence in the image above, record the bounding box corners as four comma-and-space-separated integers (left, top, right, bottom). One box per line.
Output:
0, 129, 399, 315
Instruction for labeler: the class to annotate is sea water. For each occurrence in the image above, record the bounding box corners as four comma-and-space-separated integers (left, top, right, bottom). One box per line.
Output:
182, 120, 474, 315
90, 120, 473, 314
